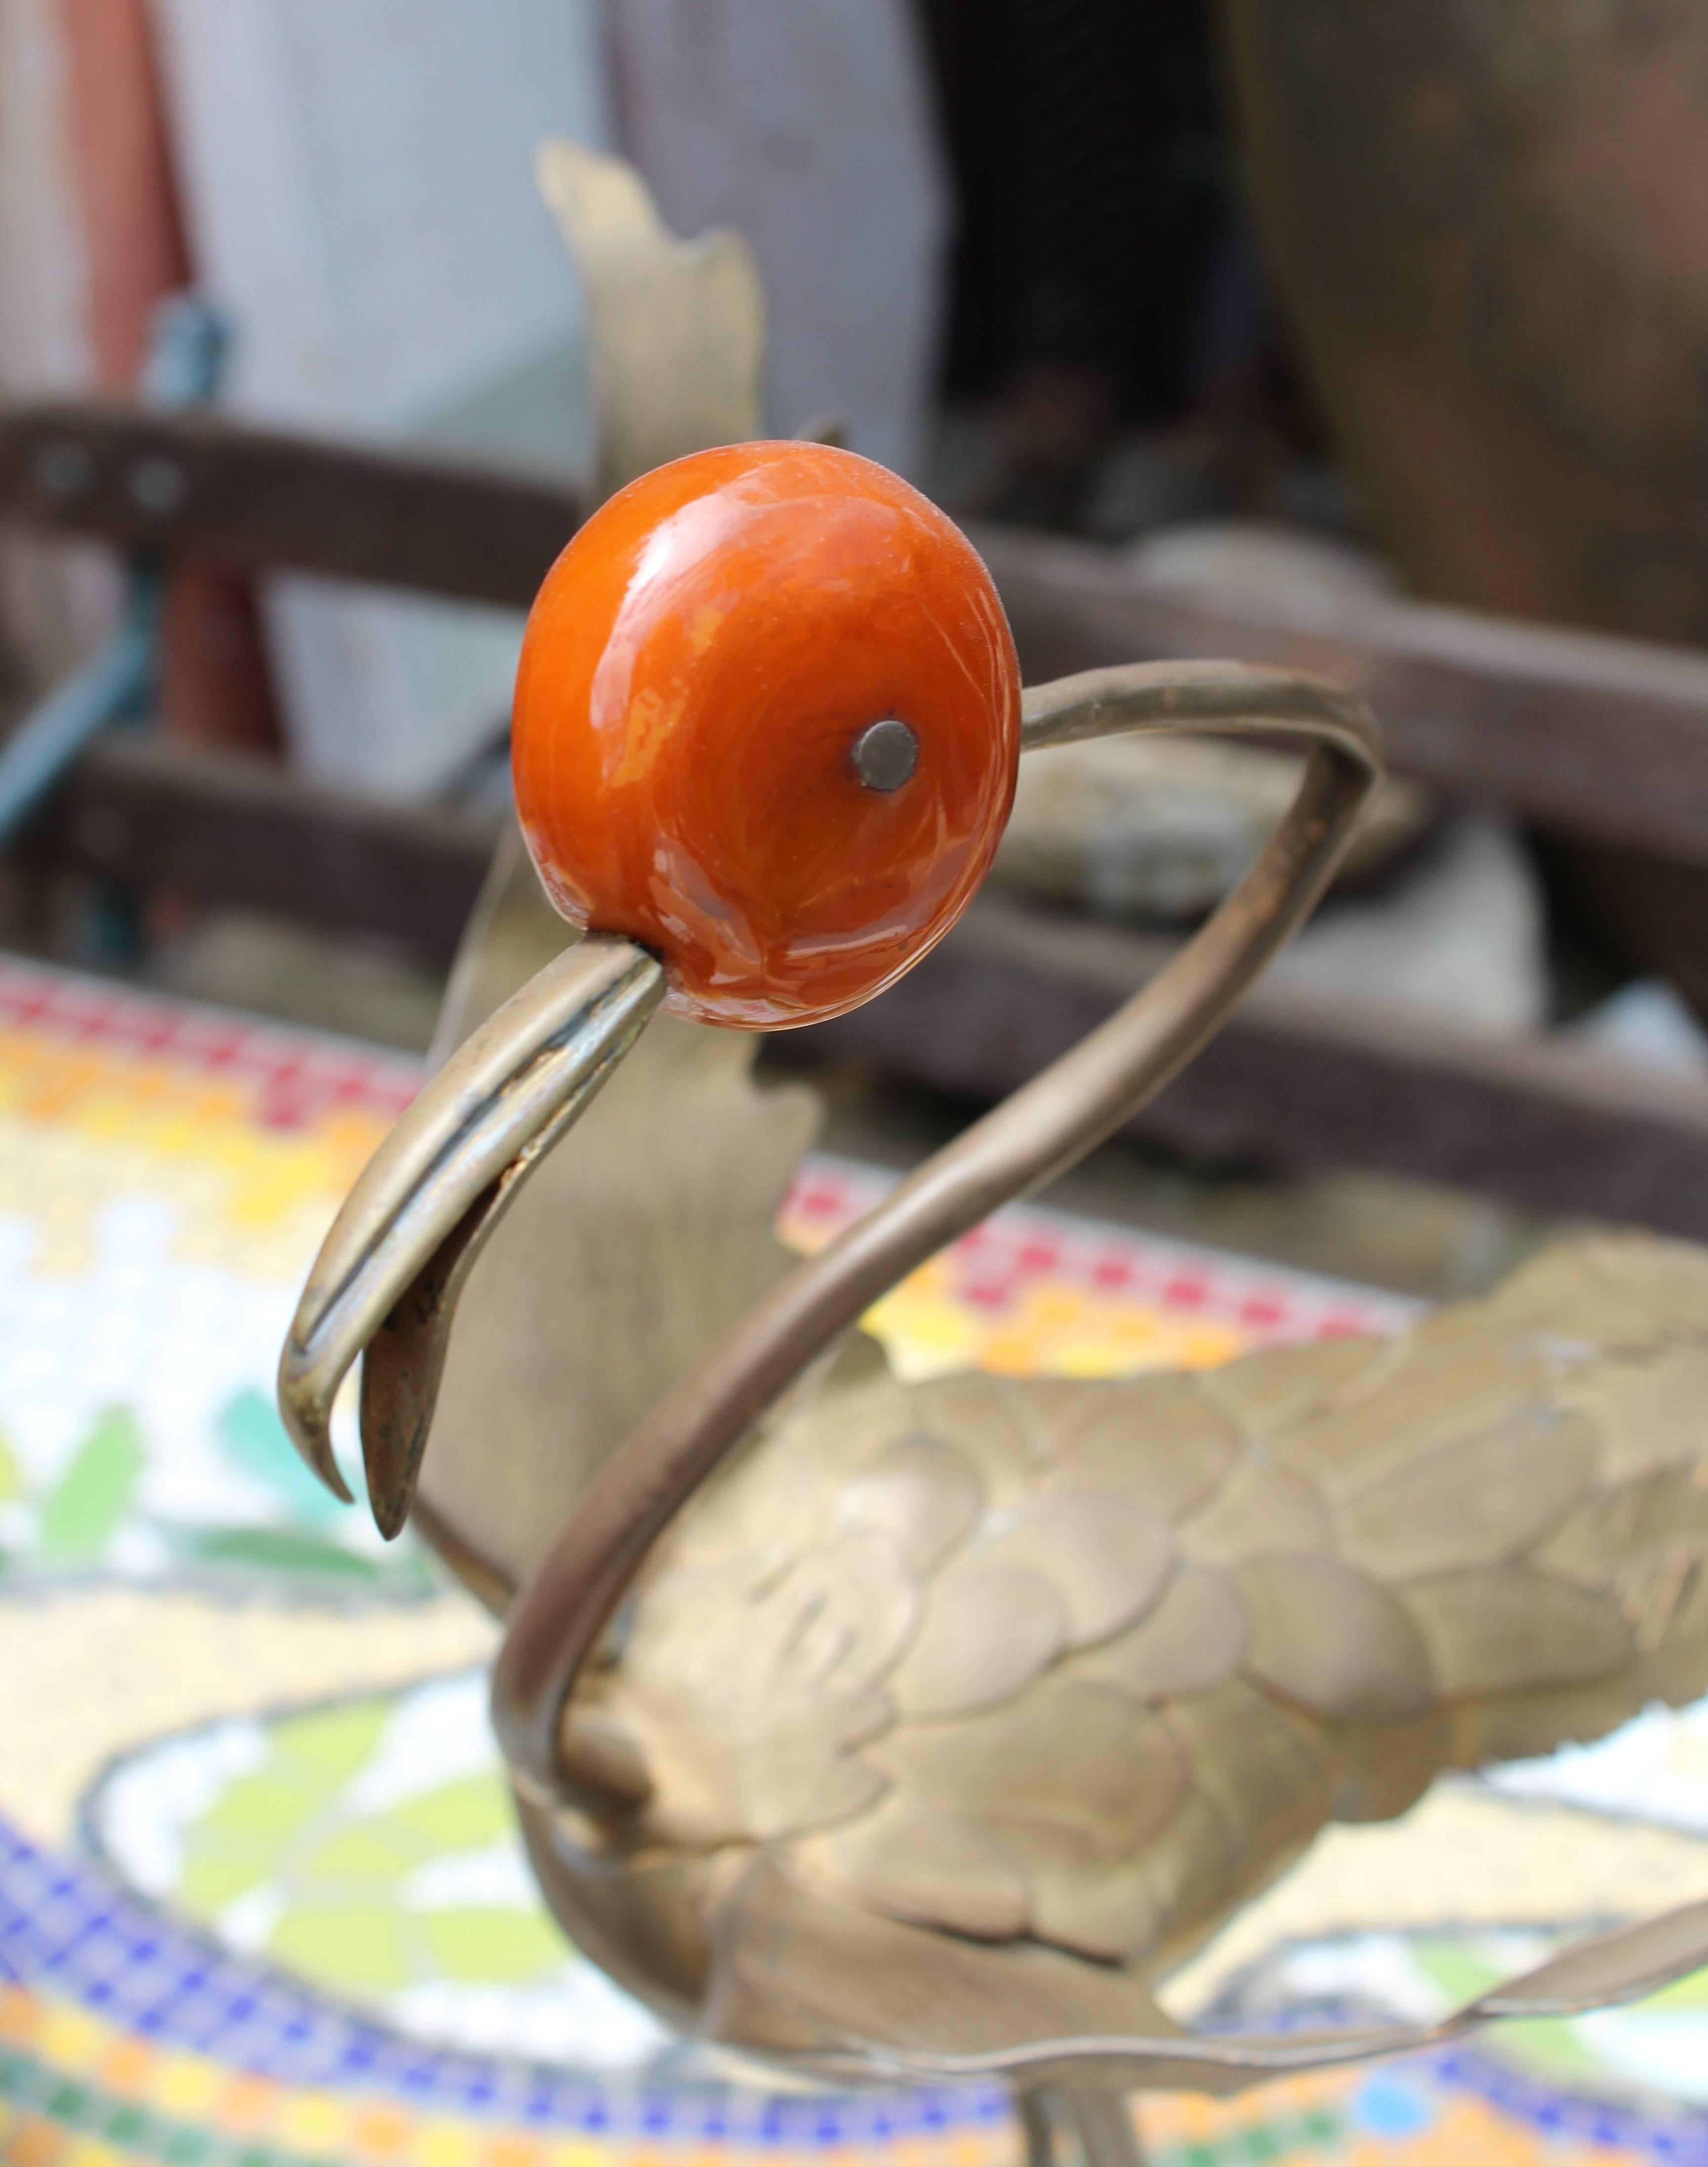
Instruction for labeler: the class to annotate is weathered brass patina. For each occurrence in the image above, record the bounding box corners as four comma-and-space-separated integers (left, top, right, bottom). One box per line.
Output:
283, 661, 1708, 2128
277, 140, 1708, 2160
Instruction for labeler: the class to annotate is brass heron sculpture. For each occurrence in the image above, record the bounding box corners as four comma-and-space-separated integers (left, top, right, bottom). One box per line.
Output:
281, 445, 1708, 2158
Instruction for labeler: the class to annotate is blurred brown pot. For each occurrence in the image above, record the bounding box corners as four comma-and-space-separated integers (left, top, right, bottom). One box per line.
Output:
1217, 0, 1708, 646
1217, 1, 1708, 1012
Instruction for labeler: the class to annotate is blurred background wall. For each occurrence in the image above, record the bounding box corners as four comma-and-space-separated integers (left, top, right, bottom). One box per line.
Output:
605, 0, 948, 477
148, 0, 610, 795
0, 0, 1265, 803
0, 0, 114, 683
0, 0, 990, 797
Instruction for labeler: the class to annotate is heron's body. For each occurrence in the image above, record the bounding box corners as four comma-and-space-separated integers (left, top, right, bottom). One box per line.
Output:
410, 845, 1708, 2071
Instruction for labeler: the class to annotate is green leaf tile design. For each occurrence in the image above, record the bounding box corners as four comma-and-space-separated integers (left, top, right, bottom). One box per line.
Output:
420, 1907, 566, 1984
0, 1277, 436, 1599
294, 1821, 419, 1889
175, 1526, 386, 1583
38, 1405, 142, 1562
170, 1688, 557, 2008
181, 1702, 393, 1916
216, 1387, 341, 1525
388, 1775, 513, 1850
198, 1773, 330, 1846
89, 1672, 672, 2065
1642, 1966, 1708, 2010
180, 1848, 277, 1916
274, 1701, 394, 1782
270, 1903, 413, 1994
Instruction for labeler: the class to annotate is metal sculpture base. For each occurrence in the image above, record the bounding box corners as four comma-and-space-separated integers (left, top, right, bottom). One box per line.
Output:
1021, 2089, 1147, 2167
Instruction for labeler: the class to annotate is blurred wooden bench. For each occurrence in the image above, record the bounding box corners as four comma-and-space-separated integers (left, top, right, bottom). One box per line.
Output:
8, 398, 1708, 1236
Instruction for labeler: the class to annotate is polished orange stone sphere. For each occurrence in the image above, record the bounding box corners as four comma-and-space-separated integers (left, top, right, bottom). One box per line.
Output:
512, 441, 1022, 1027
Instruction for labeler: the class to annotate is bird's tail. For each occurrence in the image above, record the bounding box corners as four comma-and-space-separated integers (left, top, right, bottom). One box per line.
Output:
1340, 1236, 1708, 1772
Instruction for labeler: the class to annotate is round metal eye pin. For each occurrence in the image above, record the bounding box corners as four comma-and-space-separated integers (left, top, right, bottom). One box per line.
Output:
852, 717, 919, 792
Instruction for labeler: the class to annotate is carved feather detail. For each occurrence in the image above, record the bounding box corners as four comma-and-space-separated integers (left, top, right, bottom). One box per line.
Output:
418, 828, 1708, 2070
553, 1233, 1708, 2055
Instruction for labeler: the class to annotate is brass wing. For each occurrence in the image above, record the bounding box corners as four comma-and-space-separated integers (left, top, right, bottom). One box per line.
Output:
549, 1237, 1708, 2072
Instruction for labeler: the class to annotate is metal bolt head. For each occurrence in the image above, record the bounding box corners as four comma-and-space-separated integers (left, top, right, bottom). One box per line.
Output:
128, 455, 188, 516
851, 717, 919, 792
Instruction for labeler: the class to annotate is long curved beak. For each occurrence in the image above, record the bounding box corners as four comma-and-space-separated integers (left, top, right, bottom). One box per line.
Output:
278, 936, 664, 1538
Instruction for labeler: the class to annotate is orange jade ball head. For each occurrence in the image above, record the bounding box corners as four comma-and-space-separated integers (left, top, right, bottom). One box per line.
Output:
512, 442, 1023, 1028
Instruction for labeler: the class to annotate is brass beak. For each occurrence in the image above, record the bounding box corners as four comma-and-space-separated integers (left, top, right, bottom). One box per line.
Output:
277, 936, 664, 1538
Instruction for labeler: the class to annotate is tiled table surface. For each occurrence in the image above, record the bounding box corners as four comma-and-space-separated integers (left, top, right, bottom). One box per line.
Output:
3, 953, 1708, 2166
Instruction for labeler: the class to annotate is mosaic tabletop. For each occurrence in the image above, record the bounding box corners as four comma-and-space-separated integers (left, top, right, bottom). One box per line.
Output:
5, 950, 1708, 2166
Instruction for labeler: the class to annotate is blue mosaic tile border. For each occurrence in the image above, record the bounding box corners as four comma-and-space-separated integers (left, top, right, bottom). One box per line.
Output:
1218, 1984, 1708, 2165
0, 1813, 1005, 2141
16, 1807, 1708, 2158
